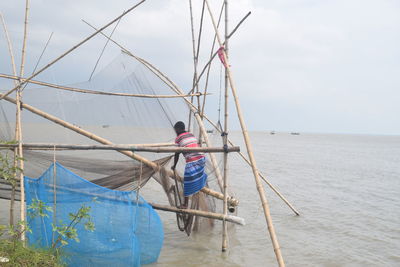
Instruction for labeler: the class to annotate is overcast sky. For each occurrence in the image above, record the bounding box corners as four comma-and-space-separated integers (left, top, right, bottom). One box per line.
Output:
1, 0, 399, 135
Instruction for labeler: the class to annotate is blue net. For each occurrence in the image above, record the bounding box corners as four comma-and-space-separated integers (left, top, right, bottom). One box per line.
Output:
25, 162, 164, 266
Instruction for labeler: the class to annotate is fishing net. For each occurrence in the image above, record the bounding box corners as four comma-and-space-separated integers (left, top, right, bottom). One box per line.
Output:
25, 162, 163, 266
0, 52, 222, 237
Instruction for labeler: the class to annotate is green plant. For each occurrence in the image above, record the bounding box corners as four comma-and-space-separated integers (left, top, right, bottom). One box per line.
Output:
0, 198, 96, 266
0, 140, 22, 188
0, 238, 64, 267
0, 140, 24, 226
52, 204, 96, 248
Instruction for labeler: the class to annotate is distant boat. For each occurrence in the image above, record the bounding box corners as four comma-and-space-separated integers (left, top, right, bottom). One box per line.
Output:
270, 131, 275, 135
290, 132, 300, 135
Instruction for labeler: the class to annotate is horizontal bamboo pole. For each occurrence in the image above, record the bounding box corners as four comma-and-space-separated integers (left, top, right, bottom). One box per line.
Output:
0, 143, 240, 153
150, 203, 245, 226
0, 73, 207, 99
128, 142, 175, 147
0, 93, 239, 206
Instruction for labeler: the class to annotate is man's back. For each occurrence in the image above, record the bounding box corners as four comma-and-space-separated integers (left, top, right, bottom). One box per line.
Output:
175, 132, 204, 163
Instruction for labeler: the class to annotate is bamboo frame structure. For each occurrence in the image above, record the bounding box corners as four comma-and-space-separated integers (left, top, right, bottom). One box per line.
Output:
204, 0, 285, 265
0, 92, 239, 207
0, 2, 303, 264
82, 21, 300, 219
0, 73, 207, 98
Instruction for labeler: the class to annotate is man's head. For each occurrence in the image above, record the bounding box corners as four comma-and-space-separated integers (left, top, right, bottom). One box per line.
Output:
174, 121, 185, 135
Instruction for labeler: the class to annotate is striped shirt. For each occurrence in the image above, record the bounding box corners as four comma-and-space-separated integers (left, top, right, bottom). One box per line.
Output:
175, 132, 205, 163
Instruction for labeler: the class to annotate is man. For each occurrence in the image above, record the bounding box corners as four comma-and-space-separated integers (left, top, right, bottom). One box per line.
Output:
171, 121, 207, 209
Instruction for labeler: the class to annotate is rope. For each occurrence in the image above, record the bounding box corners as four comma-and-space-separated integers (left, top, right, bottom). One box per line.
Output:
89, 17, 121, 81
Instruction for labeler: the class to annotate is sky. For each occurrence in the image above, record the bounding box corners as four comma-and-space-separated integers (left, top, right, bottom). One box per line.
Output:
0, 0, 399, 135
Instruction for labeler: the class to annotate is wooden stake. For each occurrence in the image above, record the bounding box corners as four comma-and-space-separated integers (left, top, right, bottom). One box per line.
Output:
17, 0, 30, 242
222, 0, 229, 252
1, 12, 19, 226
0, 93, 239, 207
204, 0, 285, 265
0, 0, 147, 101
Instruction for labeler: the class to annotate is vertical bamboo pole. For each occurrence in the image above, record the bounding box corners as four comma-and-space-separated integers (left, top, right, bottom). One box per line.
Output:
221, 0, 229, 252
1, 12, 19, 226
52, 146, 57, 243
204, 0, 285, 265
17, 0, 30, 242
187, 0, 196, 132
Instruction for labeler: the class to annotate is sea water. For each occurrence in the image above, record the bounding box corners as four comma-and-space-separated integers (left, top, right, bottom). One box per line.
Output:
1, 132, 399, 266
145, 132, 400, 267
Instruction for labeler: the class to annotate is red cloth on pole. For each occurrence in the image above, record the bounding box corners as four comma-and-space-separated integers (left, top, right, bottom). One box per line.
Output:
217, 46, 227, 67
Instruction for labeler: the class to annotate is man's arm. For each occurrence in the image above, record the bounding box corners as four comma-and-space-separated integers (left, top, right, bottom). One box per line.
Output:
171, 152, 180, 170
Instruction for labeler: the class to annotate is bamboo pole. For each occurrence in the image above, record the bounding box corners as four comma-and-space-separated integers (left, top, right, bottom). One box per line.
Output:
227, 11, 251, 39
0, 73, 206, 98
17, 0, 30, 242
187, 0, 197, 132
222, 0, 229, 252
204, 0, 285, 265
19, 0, 30, 77
150, 203, 245, 226
0, 93, 239, 206
0, 14, 18, 82
2, 142, 176, 149
1, 12, 19, 226
0, 143, 240, 153
0, 0, 147, 101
